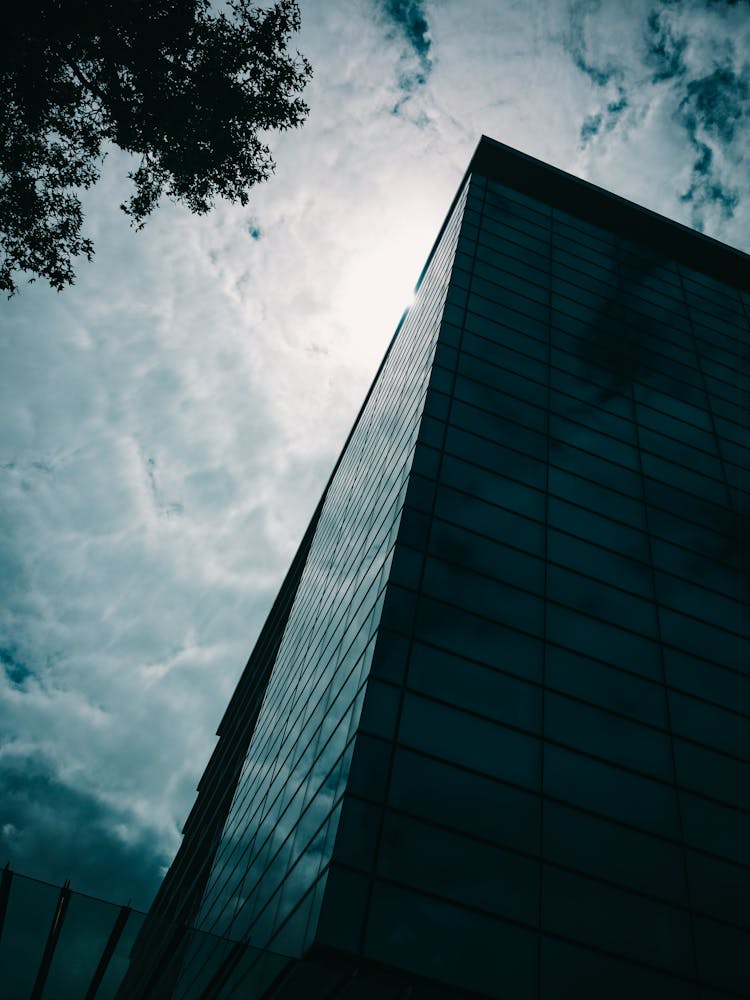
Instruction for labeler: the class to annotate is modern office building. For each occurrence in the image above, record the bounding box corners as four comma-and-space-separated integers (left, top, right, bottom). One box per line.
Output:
123, 136, 750, 999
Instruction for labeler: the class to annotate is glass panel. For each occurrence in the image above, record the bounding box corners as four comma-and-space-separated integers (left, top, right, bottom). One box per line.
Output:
543, 866, 693, 975
543, 801, 687, 904
415, 595, 544, 682
408, 641, 541, 733
680, 791, 750, 866
398, 691, 541, 789
541, 935, 695, 1000
377, 811, 539, 924
0, 875, 59, 999
545, 645, 667, 728
96, 910, 146, 999
45, 893, 123, 997
693, 915, 750, 995
668, 689, 750, 759
673, 738, 750, 811
545, 691, 672, 780
686, 849, 750, 930
388, 746, 541, 853
365, 880, 537, 998
544, 743, 680, 838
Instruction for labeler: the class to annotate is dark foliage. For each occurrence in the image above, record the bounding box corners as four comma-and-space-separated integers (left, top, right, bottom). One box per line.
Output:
0, 0, 311, 295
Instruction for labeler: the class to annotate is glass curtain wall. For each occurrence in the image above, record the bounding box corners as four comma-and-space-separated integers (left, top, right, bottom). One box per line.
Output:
321, 170, 750, 999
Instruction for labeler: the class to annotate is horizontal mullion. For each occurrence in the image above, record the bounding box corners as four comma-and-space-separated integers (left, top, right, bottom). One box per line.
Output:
460, 329, 735, 461
355, 743, 750, 882
395, 683, 750, 824
451, 358, 738, 495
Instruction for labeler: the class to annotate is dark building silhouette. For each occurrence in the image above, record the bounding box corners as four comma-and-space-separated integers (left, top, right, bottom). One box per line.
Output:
124, 137, 750, 999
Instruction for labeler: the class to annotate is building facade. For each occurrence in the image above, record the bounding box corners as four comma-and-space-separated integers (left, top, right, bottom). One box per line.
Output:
125, 138, 750, 999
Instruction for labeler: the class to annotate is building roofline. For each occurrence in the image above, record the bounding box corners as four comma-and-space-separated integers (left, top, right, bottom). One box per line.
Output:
470, 135, 750, 292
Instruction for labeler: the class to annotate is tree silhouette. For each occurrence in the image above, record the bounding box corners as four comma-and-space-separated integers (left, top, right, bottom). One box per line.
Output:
0, 0, 311, 296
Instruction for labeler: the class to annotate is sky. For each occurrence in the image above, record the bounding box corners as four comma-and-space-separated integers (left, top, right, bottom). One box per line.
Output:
1, 0, 749, 911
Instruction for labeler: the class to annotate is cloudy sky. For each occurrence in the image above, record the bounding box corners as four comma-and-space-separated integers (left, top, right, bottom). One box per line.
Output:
1, 0, 749, 911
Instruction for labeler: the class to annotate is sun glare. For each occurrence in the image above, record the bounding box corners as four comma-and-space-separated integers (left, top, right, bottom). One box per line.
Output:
334, 217, 436, 371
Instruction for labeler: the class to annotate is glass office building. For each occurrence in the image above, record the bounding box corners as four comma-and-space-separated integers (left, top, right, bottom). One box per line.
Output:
125, 137, 750, 999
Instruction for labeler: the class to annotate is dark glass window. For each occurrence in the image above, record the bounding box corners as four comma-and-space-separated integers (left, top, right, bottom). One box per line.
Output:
408, 641, 541, 733
548, 529, 653, 599
540, 936, 694, 1000
686, 849, 750, 930
545, 690, 672, 780
548, 467, 646, 529
358, 678, 401, 741
673, 738, 750, 811
428, 519, 545, 593
655, 571, 750, 636
548, 565, 658, 637
422, 556, 544, 634
315, 865, 369, 954
462, 328, 548, 383
680, 791, 750, 866
693, 914, 750, 995
543, 801, 688, 904
364, 880, 538, 998
415, 594, 544, 681
332, 796, 381, 872
398, 690, 541, 789
547, 496, 650, 560
668, 689, 750, 760
663, 647, 750, 719
465, 308, 548, 356
545, 645, 667, 728
433, 484, 546, 555
377, 810, 539, 924
546, 602, 662, 679
388, 746, 541, 852
659, 607, 748, 672
543, 866, 694, 975
544, 743, 680, 838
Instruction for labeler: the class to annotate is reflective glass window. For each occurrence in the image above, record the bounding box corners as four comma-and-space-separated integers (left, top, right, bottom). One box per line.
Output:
548, 529, 653, 599
659, 607, 748, 672
377, 811, 539, 924
388, 746, 541, 852
422, 556, 544, 633
408, 641, 541, 733
543, 801, 687, 904
433, 484, 545, 555
544, 743, 680, 837
680, 791, 750, 866
668, 689, 750, 760
428, 519, 545, 593
365, 880, 538, 998
415, 595, 544, 682
546, 602, 662, 679
545, 645, 667, 728
543, 866, 693, 975
547, 495, 649, 560
673, 738, 750, 811
548, 565, 658, 637
545, 690, 672, 780
686, 849, 750, 931
540, 936, 694, 1000
398, 690, 541, 789
693, 914, 750, 995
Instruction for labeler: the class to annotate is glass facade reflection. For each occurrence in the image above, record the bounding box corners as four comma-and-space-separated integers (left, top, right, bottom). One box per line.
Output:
0, 867, 147, 999
131, 138, 750, 998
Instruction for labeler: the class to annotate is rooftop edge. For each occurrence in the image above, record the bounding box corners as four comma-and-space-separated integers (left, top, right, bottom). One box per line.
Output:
470, 135, 750, 293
